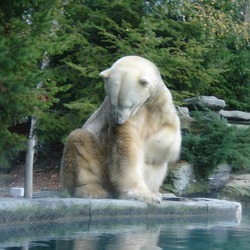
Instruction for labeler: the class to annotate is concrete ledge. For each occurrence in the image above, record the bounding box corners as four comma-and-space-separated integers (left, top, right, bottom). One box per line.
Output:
0, 196, 242, 229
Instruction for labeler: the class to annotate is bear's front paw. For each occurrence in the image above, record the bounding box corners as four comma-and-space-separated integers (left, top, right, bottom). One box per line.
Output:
140, 192, 162, 205
120, 190, 162, 205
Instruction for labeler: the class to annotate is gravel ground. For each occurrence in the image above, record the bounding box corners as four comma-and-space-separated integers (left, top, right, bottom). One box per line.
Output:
0, 164, 60, 197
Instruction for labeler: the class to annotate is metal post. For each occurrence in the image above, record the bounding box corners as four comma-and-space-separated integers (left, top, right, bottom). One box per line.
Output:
24, 117, 37, 198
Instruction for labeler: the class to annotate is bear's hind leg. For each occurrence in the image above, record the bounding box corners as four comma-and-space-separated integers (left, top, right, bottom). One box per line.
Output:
61, 129, 109, 199
74, 166, 110, 198
74, 184, 109, 199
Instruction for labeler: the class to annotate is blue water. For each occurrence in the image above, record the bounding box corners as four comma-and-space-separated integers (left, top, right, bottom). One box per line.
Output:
1, 203, 250, 250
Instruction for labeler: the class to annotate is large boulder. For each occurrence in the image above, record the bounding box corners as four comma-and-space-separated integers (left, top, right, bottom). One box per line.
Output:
176, 106, 195, 131
184, 96, 225, 111
164, 162, 194, 195
219, 174, 250, 201
208, 164, 232, 190
219, 110, 250, 124
165, 163, 233, 197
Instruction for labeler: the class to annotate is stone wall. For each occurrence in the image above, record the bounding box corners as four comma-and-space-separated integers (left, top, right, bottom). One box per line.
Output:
167, 96, 250, 201
163, 163, 232, 198
178, 95, 250, 129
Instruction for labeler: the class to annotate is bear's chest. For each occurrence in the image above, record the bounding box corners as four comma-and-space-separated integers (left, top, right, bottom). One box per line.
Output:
128, 106, 174, 165
144, 127, 170, 165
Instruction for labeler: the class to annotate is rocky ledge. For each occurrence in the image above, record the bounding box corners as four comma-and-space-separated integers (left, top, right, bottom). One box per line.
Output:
0, 194, 242, 230
220, 174, 250, 201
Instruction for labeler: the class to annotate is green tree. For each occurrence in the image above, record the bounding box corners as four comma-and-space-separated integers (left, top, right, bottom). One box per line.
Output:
35, 0, 148, 141
187, 0, 250, 111
0, 1, 68, 166
182, 111, 250, 179
1, 0, 249, 168
35, 0, 250, 150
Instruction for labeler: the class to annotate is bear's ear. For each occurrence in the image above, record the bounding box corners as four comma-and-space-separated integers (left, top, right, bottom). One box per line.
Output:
100, 69, 111, 80
139, 77, 150, 86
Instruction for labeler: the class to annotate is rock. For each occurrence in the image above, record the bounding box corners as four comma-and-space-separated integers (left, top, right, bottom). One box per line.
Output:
165, 162, 195, 195
177, 106, 190, 117
177, 106, 195, 130
184, 181, 210, 197
219, 110, 250, 124
184, 96, 226, 111
0, 197, 242, 228
219, 174, 250, 201
208, 164, 232, 190
165, 163, 233, 197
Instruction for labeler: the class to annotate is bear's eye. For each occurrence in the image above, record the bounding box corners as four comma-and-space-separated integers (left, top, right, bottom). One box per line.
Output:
139, 77, 149, 86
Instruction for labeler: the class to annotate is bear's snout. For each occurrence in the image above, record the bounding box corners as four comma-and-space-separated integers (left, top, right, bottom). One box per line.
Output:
114, 115, 126, 126
112, 107, 130, 126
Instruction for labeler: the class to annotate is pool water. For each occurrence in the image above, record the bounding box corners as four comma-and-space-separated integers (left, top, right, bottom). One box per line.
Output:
1, 203, 250, 250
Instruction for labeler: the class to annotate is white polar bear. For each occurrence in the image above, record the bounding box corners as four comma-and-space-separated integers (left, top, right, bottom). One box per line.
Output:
61, 56, 181, 204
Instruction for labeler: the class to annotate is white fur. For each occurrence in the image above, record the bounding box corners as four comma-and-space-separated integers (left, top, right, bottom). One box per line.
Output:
61, 56, 181, 204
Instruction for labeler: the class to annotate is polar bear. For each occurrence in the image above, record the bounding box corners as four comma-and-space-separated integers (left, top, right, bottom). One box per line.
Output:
61, 56, 181, 204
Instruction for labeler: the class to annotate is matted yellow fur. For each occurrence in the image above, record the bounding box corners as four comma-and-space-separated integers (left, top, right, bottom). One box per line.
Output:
61, 56, 181, 204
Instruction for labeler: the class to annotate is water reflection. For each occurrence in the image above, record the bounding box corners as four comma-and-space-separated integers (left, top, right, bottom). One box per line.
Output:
1, 203, 250, 250
55, 225, 161, 250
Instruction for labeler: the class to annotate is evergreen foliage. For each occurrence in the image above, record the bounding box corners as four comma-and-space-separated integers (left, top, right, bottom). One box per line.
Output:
182, 111, 250, 179
0, 1, 68, 166
0, 0, 249, 170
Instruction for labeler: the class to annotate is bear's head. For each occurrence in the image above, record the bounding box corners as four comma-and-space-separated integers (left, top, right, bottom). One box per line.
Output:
100, 56, 163, 125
